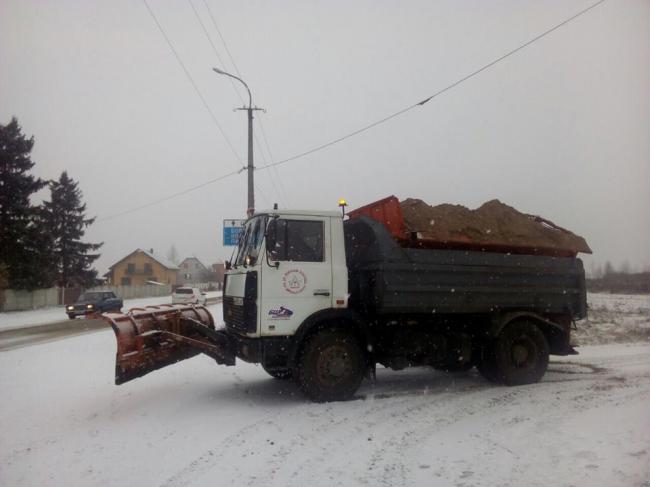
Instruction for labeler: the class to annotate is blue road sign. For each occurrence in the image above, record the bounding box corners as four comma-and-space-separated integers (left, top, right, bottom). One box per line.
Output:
223, 219, 246, 246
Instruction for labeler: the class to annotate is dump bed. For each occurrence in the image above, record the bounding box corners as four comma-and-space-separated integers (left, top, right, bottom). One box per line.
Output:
347, 195, 591, 258
344, 216, 587, 319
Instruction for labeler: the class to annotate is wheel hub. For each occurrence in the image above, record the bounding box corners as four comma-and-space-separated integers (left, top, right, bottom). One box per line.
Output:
512, 343, 530, 366
318, 346, 350, 381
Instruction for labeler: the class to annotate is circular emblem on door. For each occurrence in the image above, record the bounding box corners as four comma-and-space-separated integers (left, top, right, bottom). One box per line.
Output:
282, 269, 307, 294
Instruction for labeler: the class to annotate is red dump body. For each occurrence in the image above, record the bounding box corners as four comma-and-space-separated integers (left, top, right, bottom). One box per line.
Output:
347, 195, 584, 258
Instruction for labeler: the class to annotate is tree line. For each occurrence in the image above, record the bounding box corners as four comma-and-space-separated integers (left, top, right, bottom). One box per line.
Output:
0, 117, 101, 290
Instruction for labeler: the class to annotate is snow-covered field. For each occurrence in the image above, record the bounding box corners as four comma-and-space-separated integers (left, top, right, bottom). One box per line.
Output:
576, 293, 650, 346
0, 292, 223, 331
1, 297, 649, 486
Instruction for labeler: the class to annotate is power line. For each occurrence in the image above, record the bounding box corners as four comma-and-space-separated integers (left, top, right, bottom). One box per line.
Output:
194, 0, 287, 206
97, 168, 243, 222
99, 0, 606, 222
187, 0, 246, 106
200, 0, 291, 204
257, 0, 607, 172
201, 0, 244, 79
256, 118, 291, 205
142, 0, 244, 167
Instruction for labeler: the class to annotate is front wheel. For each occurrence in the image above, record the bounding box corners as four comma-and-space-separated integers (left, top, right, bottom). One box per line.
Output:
478, 320, 549, 386
296, 329, 365, 402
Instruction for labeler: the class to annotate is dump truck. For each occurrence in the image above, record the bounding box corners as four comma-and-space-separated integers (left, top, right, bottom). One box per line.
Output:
104, 196, 589, 402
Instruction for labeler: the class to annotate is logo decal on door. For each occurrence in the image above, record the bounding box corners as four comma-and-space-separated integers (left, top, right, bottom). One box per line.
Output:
268, 306, 294, 319
282, 269, 307, 294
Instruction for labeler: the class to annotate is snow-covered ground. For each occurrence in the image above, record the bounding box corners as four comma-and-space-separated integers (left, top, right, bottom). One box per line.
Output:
1, 299, 649, 486
0, 292, 223, 331
576, 293, 650, 346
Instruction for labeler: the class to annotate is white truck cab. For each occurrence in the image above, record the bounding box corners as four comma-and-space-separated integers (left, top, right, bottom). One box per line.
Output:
224, 209, 348, 339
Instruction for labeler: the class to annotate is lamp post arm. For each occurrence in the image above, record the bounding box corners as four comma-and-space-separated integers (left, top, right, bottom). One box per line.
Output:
213, 68, 252, 108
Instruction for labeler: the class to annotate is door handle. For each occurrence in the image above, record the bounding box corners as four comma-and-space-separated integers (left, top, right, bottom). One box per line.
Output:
313, 291, 330, 296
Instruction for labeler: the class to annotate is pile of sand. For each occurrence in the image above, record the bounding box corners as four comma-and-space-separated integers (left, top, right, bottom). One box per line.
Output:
400, 198, 592, 255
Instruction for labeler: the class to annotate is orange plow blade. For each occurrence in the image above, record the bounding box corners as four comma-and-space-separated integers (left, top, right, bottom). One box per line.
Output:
103, 304, 235, 385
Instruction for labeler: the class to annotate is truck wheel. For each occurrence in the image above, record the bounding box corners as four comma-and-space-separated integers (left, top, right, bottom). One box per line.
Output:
262, 365, 293, 380
296, 329, 365, 402
67, 314, 75, 320
483, 321, 549, 386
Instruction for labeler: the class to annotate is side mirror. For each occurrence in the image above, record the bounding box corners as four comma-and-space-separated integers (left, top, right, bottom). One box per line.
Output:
265, 219, 277, 251
265, 219, 280, 268
225, 260, 231, 270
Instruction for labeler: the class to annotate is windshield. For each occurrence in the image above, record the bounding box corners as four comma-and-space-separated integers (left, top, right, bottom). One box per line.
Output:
175, 288, 193, 294
78, 292, 102, 302
234, 215, 267, 267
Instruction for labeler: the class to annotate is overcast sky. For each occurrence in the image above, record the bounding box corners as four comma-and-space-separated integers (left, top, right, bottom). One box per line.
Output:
1, 0, 648, 274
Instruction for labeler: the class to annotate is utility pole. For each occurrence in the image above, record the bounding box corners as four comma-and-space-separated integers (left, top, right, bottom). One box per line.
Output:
212, 68, 263, 216
236, 104, 264, 215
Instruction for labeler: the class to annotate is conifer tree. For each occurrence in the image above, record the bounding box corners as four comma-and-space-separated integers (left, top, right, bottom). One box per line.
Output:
42, 172, 102, 287
0, 117, 49, 289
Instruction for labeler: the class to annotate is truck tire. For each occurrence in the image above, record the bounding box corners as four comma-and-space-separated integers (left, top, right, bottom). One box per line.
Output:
479, 320, 549, 386
262, 365, 293, 380
296, 329, 365, 402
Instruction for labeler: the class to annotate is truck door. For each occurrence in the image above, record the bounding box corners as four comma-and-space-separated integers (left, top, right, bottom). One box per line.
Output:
261, 216, 331, 336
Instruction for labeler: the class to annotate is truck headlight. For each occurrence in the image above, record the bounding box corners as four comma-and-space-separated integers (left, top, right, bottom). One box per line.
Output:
86, 304, 94, 309
67, 305, 74, 311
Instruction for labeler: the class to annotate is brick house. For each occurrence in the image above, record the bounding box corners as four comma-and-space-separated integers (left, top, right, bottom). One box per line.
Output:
105, 249, 179, 286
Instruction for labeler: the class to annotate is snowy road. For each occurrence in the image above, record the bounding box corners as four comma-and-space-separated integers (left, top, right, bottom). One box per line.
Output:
1, 301, 649, 486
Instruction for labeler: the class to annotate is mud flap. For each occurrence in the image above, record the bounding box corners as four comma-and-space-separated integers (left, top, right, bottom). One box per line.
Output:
103, 305, 236, 385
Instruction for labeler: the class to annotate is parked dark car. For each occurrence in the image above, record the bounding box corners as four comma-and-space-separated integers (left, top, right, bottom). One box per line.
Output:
66, 291, 123, 319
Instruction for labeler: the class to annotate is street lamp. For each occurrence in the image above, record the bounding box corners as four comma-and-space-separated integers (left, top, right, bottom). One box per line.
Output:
212, 67, 263, 216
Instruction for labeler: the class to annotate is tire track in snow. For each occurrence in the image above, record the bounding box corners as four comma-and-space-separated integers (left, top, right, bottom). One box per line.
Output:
159, 360, 631, 487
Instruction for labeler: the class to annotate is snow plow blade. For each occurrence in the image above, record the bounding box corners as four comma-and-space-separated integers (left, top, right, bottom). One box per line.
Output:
103, 304, 235, 385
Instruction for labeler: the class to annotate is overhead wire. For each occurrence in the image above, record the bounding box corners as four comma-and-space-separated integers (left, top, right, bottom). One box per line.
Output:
142, 0, 244, 168
257, 0, 607, 172
189, 0, 286, 206
97, 168, 242, 222
99, 0, 607, 222
200, 0, 290, 206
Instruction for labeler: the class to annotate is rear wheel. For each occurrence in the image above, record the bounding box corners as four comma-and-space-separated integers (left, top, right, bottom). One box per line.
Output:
296, 329, 365, 402
478, 320, 549, 386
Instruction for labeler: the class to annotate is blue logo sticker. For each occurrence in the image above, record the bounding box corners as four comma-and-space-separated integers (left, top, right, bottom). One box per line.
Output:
268, 306, 294, 319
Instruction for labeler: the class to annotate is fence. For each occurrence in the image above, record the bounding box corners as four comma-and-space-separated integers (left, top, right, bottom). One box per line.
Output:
1, 288, 60, 312
0, 284, 173, 312
88, 284, 172, 300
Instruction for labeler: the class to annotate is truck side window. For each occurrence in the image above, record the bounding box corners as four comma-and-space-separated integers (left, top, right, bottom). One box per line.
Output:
270, 220, 324, 262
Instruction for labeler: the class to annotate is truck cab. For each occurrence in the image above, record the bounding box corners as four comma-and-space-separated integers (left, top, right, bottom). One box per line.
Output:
223, 210, 348, 340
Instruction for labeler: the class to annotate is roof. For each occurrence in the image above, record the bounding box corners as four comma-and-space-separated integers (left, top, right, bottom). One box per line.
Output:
179, 256, 208, 270
254, 209, 342, 218
108, 248, 180, 271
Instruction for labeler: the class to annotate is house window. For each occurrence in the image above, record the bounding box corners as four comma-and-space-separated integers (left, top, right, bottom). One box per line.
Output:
126, 263, 135, 274
144, 263, 153, 274
121, 277, 131, 285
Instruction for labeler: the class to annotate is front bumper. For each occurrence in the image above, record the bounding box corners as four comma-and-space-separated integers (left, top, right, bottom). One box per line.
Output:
67, 308, 97, 317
